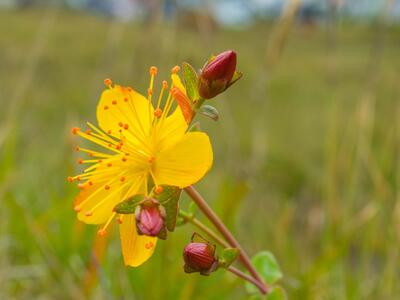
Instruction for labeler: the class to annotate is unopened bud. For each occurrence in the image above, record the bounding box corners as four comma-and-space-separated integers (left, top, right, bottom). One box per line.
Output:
135, 198, 165, 237
183, 242, 218, 275
198, 50, 238, 99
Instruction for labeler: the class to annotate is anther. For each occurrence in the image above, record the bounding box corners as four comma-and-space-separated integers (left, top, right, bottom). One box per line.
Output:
120, 176, 126, 182
78, 158, 83, 164
85, 211, 93, 217
116, 144, 121, 150
75, 146, 80, 151
107, 162, 112, 167
77, 183, 85, 190
112, 100, 117, 105
122, 157, 127, 162
124, 97, 128, 102
104, 105, 109, 110
147, 88, 153, 96
88, 181, 93, 186
73, 206, 81, 212
104, 78, 112, 86
67, 176, 74, 183
150, 66, 158, 75
97, 229, 107, 237
89, 153, 94, 157
117, 216, 123, 224
148, 156, 155, 163
85, 129, 91, 135
118, 122, 123, 127
123, 124, 129, 130
76, 176, 81, 181
105, 185, 110, 190
145, 242, 154, 249
171, 66, 180, 74
108, 129, 112, 134
162, 80, 168, 89
155, 186, 164, 194
154, 108, 162, 118
71, 127, 80, 135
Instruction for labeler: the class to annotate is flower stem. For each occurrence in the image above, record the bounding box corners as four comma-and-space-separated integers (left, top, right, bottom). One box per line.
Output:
184, 185, 268, 295
178, 210, 230, 248
227, 266, 268, 294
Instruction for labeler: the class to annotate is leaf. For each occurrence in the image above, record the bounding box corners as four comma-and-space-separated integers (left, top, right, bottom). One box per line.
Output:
199, 105, 219, 121
188, 202, 198, 216
154, 185, 181, 232
245, 251, 283, 294
266, 286, 287, 300
219, 248, 240, 268
114, 195, 144, 214
191, 232, 209, 244
182, 62, 200, 103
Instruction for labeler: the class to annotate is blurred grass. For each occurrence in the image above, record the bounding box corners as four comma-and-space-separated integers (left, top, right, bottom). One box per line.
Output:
1, 7, 400, 299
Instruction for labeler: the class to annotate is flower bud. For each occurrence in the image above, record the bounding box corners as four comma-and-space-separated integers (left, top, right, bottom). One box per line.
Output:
135, 198, 165, 237
198, 50, 238, 99
183, 242, 218, 275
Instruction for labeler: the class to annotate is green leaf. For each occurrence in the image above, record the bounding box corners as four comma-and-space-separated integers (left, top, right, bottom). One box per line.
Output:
199, 105, 219, 121
266, 286, 287, 300
182, 62, 200, 103
245, 251, 283, 294
114, 195, 144, 214
219, 248, 240, 268
154, 185, 181, 232
188, 202, 198, 216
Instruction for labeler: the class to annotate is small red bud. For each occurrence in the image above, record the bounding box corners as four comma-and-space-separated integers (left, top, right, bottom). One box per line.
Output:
183, 242, 218, 275
198, 50, 238, 99
136, 199, 165, 237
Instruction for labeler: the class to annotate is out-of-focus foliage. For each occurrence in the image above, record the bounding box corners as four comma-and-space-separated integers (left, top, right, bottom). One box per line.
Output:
0, 7, 399, 299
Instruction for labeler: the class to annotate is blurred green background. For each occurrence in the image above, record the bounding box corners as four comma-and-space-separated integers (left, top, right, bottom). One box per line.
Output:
1, 1, 400, 299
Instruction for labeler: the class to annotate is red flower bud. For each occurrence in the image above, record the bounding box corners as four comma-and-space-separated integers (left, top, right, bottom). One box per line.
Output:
135, 199, 165, 237
198, 50, 238, 99
183, 242, 218, 275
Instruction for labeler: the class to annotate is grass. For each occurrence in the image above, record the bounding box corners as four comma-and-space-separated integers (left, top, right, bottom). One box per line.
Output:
1, 7, 399, 299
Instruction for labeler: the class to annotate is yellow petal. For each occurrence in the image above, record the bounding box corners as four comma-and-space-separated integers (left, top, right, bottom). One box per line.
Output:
75, 174, 144, 225
171, 74, 186, 95
96, 85, 153, 146
119, 214, 157, 267
154, 132, 213, 188
155, 107, 187, 152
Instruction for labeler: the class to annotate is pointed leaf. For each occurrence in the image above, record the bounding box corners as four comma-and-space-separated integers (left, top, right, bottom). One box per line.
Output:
114, 195, 144, 214
182, 62, 200, 103
219, 248, 240, 268
199, 105, 219, 121
266, 286, 287, 300
153, 185, 181, 232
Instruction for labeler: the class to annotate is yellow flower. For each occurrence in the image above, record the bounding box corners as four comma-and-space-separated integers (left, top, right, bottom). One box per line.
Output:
69, 67, 213, 267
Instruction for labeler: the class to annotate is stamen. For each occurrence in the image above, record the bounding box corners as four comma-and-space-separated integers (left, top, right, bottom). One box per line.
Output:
155, 186, 163, 194
120, 176, 126, 182
154, 108, 162, 118
67, 176, 74, 182
71, 127, 80, 135
105, 184, 110, 190
117, 215, 124, 224
85, 211, 93, 217
171, 66, 180, 74
104, 78, 112, 87
150, 66, 158, 76
97, 212, 116, 237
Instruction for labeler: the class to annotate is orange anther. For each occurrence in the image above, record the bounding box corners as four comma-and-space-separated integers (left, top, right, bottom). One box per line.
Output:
98, 159, 102, 163
88, 181, 93, 186
116, 144, 121, 150
117, 216, 123, 224
105, 185, 110, 190
71, 127, 80, 135
148, 156, 155, 163
67, 176, 74, 182
89, 152, 94, 157
145, 242, 154, 249
107, 162, 112, 167
73, 205, 81, 212
155, 186, 164, 194
162, 80, 168, 89
118, 122, 123, 127
122, 157, 127, 162
77, 183, 85, 190
85, 211, 93, 217
104, 105, 109, 110
104, 78, 112, 86
127, 87, 132, 92
85, 129, 91, 135
150, 66, 158, 75
154, 108, 162, 118
107, 129, 112, 134
171, 66, 180, 74
78, 158, 83, 164
112, 99, 117, 105
120, 176, 126, 182
123, 124, 129, 130
108, 143, 112, 147
76, 176, 81, 181
147, 88, 153, 96
75, 146, 80, 151
97, 229, 107, 236
124, 97, 128, 102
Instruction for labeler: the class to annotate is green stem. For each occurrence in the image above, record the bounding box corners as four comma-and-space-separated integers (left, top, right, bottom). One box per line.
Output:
178, 210, 230, 248
184, 186, 268, 295
228, 266, 268, 294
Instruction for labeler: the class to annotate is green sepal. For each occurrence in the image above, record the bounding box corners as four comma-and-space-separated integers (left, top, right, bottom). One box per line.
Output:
182, 62, 200, 104
188, 121, 201, 132
114, 195, 144, 214
153, 185, 181, 232
199, 105, 219, 121
219, 248, 240, 268
227, 70, 242, 88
